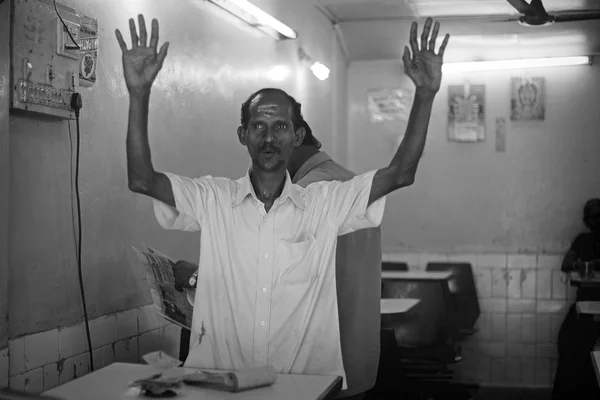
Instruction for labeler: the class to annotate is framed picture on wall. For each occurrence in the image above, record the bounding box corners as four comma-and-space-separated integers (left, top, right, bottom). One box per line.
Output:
510, 77, 545, 121
367, 87, 413, 123
447, 82, 485, 142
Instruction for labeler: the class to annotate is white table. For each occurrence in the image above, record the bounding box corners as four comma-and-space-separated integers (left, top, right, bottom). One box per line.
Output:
592, 351, 600, 388
577, 301, 600, 322
380, 298, 420, 315
569, 272, 600, 287
382, 270, 453, 281
43, 362, 342, 400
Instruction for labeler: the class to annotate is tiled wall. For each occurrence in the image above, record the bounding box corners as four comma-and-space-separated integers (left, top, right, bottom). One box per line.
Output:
0, 304, 181, 394
0, 252, 571, 392
382, 251, 572, 388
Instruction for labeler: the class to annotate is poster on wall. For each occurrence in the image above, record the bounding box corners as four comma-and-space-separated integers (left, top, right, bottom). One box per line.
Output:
510, 77, 545, 121
447, 82, 485, 142
495, 117, 507, 153
367, 87, 413, 123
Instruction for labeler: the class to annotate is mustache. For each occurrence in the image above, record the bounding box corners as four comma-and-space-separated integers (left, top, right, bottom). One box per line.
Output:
260, 145, 280, 153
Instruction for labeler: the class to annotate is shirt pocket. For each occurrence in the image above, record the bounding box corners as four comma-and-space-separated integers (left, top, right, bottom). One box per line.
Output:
275, 235, 316, 285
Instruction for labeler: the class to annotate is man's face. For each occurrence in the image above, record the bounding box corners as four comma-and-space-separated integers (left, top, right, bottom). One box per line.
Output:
237, 92, 305, 173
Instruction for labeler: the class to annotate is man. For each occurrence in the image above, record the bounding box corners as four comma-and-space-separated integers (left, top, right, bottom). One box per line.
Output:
552, 199, 600, 400
174, 121, 382, 399
116, 14, 449, 389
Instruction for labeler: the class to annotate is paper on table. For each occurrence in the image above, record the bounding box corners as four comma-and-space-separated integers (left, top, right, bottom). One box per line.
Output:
142, 351, 183, 370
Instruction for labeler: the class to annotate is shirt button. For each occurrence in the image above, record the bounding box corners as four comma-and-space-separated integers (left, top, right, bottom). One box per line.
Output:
260, 321, 265, 326
262, 287, 267, 293
264, 253, 269, 259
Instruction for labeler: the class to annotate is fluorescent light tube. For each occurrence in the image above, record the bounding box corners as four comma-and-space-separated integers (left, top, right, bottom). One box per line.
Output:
442, 56, 591, 73
310, 62, 330, 80
208, 0, 297, 40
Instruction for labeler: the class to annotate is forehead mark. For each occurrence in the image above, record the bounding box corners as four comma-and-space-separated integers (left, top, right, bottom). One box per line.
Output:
257, 104, 280, 119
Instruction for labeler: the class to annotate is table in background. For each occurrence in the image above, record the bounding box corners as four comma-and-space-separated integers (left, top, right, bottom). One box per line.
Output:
569, 272, 600, 287
592, 351, 600, 388
577, 301, 600, 322
381, 271, 453, 281
43, 362, 342, 400
380, 298, 420, 315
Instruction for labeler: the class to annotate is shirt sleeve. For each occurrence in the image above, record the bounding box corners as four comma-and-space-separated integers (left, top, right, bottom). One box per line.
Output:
318, 169, 386, 236
152, 172, 214, 231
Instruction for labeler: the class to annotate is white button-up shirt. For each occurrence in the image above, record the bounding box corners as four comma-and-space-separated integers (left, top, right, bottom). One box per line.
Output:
153, 168, 386, 387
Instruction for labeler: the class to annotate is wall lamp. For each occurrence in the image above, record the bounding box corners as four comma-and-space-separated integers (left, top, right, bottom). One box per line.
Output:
298, 47, 330, 81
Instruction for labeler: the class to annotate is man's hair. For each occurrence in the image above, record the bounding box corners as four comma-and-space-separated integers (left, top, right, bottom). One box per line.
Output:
583, 198, 600, 229
240, 88, 321, 149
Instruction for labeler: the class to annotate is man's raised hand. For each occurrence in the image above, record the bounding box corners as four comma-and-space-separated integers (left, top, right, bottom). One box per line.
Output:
115, 15, 169, 94
402, 18, 450, 95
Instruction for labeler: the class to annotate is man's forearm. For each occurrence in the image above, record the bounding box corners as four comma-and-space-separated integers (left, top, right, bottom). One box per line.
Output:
388, 88, 435, 182
126, 91, 156, 192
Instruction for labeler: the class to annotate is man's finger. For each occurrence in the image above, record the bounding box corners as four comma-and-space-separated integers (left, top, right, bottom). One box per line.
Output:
157, 42, 170, 67
115, 29, 127, 52
138, 14, 147, 47
402, 46, 411, 66
409, 21, 419, 55
129, 18, 139, 48
420, 18, 432, 51
429, 21, 440, 52
149, 19, 159, 53
438, 33, 450, 57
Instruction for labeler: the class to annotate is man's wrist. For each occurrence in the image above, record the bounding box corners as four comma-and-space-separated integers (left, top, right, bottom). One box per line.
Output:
414, 87, 437, 102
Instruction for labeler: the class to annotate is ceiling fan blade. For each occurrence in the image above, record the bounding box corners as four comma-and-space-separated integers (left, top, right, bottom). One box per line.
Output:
554, 12, 600, 23
529, 0, 549, 15
507, 0, 532, 14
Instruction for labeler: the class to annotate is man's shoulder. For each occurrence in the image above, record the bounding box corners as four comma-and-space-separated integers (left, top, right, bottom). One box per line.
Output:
296, 160, 356, 187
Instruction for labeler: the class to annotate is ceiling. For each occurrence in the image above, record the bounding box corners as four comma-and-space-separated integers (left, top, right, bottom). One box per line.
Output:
314, 0, 600, 61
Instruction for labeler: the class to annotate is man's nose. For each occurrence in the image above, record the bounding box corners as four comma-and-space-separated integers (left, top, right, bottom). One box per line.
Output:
263, 128, 276, 143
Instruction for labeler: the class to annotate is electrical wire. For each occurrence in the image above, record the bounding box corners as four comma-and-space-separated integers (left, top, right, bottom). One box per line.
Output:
53, 0, 80, 50
70, 96, 94, 371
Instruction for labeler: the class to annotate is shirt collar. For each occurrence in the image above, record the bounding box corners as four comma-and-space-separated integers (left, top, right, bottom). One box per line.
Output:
293, 151, 332, 183
232, 168, 307, 210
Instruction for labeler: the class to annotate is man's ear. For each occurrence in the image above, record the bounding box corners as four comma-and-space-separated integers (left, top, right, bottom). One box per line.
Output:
237, 126, 247, 146
293, 126, 306, 147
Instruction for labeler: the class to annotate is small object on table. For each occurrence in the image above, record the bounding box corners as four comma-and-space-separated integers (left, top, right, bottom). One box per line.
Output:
183, 365, 278, 392
129, 373, 182, 397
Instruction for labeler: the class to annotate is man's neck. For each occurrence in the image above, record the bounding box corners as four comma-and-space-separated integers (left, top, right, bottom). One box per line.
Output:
249, 167, 287, 205
288, 146, 320, 178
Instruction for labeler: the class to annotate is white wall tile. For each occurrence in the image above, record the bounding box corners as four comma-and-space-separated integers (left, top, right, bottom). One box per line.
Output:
103, 344, 116, 367
9, 337, 25, 376
89, 314, 116, 349
537, 255, 562, 270
25, 329, 59, 371
508, 254, 537, 269
138, 305, 168, 333
115, 337, 139, 364
58, 356, 75, 385
0, 347, 8, 388
116, 309, 139, 341
9, 373, 25, 391
447, 254, 478, 266
477, 254, 507, 269
43, 363, 60, 391
74, 353, 90, 378
92, 347, 104, 371
24, 367, 43, 394
59, 323, 88, 359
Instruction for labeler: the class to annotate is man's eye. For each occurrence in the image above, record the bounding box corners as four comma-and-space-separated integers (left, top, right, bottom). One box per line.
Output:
252, 123, 263, 129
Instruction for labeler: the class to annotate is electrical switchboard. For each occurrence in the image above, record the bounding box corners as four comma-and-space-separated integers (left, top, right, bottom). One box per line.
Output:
10, 0, 98, 119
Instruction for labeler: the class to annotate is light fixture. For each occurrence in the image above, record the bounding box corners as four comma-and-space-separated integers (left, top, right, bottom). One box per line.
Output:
207, 0, 297, 40
298, 47, 330, 81
309, 62, 330, 81
442, 56, 592, 73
